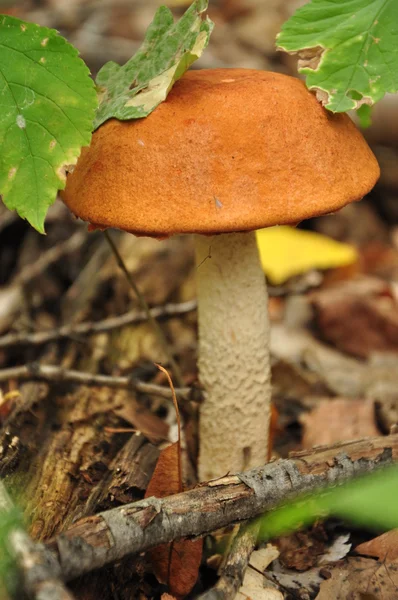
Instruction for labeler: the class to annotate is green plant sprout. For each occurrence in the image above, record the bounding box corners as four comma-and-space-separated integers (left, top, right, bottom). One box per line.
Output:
259, 464, 398, 542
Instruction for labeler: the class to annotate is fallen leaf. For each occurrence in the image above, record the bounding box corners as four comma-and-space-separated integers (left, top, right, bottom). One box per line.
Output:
301, 398, 379, 449
277, 525, 328, 572
145, 442, 181, 502
311, 277, 398, 358
256, 226, 357, 285
249, 545, 280, 573
315, 556, 398, 600
356, 529, 398, 562
236, 567, 284, 600
144, 366, 202, 598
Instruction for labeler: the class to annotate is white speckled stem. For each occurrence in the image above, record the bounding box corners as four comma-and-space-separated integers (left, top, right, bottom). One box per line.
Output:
195, 231, 271, 481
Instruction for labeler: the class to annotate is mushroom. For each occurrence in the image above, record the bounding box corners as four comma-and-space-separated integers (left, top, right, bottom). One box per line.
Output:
62, 69, 380, 481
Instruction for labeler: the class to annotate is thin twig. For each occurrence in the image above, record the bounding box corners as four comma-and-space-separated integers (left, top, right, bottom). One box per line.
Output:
15, 230, 86, 287
0, 300, 197, 349
104, 231, 185, 387
0, 363, 193, 402
46, 435, 398, 582
198, 519, 261, 600
0, 481, 76, 600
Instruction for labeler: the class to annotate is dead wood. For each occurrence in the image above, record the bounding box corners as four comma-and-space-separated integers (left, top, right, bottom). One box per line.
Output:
199, 520, 261, 600
0, 480, 76, 600
46, 434, 398, 582
0, 363, 193, 402
82, 432, 160, 515
0, 299, 197, 349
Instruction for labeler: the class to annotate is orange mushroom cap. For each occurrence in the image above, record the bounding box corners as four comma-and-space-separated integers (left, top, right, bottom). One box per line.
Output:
62, 69, 380, 237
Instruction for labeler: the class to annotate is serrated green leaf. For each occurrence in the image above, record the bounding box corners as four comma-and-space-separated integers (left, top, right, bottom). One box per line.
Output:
94, 0, 213, 129
259, 465, 398, 542
0, 15, 97, 233
277, 0, 398, 113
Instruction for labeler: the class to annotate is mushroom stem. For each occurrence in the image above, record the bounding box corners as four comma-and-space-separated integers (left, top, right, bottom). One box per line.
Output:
195, 231, 271, 481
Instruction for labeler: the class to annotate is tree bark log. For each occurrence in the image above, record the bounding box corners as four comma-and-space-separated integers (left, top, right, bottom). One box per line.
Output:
47, 434, 398, 582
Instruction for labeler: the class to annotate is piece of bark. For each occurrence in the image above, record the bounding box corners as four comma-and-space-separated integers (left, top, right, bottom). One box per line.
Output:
20, 386, 141, 541
46, 434, 398, 582
0, 382, 49, 478
82, 432, 160, 514
199, 520, 260, 600
301, 398, 379, 449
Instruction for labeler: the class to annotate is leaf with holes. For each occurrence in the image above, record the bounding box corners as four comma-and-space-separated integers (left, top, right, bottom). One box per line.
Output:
277, 0, 398, 113
94, 0, 213, 129
0, 15, 97, 232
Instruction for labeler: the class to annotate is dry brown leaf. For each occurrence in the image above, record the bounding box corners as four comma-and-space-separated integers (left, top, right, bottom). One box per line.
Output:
356, 529, 398, 562
311, 277, 398, 359
144, 366, 202, 598
145, 442, 180, 500
277, 526, 328, 572
301, 398, 379, 449
315, 556, 398, 599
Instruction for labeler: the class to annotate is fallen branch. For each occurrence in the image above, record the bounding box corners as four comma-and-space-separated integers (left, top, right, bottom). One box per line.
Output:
0, 481, 76, 600
0, 230, 86, 333
0, 299, 197, 349
199, 520, 261, 600
0, 364, 193, 402
46, 435, 398, 582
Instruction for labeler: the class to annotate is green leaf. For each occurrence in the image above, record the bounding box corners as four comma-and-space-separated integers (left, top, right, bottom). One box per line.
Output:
259, 465, 398, 542
94, 0, 213, 129
0, 15, 97, 233
276, 0, 398, 113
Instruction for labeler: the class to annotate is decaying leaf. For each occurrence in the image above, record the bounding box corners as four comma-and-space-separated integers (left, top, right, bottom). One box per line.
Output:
311, 277, 398, 358
315, 555, 398, 599
277, 0, 398, 114
144, 365, 202, 598
94, 0, 213, 128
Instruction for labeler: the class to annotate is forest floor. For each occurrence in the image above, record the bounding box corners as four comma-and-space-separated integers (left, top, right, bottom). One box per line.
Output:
1, 1, 398, 599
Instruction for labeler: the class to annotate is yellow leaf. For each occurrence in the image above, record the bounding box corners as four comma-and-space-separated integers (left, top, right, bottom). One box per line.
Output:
256, 226, 358, 285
